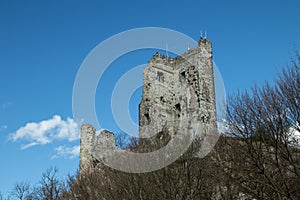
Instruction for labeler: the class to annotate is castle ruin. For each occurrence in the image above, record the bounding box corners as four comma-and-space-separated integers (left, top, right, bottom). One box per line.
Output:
80, 36, 216, 171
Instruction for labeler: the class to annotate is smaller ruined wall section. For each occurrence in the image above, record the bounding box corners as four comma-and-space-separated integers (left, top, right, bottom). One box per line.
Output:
80, 124, 96, 171
80, 125, 116, 172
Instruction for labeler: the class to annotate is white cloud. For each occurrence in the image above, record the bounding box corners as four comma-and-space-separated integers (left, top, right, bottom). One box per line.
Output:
51, 145, 80, 159
10, 115, 79, 149
0, 125, 7, 131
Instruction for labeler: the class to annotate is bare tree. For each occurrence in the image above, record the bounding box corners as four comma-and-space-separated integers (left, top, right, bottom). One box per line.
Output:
33, 167, 64, 200
10, 181, 30, 200
63, 137, 227, 199
222, 52, 300, 199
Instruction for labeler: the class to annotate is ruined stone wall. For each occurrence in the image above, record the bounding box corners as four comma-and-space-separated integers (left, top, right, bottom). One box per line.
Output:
80, 125, 116, 172
92, 130, 116, 160
80, 124, 96, 171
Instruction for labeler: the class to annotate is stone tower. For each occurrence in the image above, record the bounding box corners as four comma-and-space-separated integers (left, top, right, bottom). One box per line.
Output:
139, 37, 216, 142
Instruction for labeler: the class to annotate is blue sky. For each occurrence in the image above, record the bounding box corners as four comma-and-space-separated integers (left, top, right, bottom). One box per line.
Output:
1, 0, 300, 196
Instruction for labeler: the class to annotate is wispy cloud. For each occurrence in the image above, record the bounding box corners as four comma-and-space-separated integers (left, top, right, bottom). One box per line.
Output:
2, 102, 12, 110
0, 125, 7, 131
51, 145, 80, 159
10, 115, 79, 150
